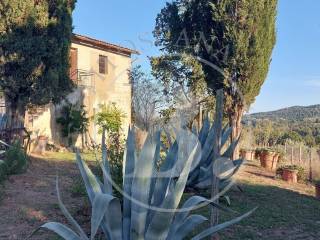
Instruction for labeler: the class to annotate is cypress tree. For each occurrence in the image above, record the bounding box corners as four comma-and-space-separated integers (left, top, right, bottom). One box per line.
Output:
153, 0, 277, 158
0, 0, 76, 131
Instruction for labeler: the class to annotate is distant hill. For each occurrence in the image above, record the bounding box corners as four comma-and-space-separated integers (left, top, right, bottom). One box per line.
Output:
244, 104, 320, 122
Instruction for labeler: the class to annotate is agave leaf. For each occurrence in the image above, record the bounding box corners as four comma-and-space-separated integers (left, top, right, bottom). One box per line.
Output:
56, 178, 88, 240
39, 222, 81, 240
222, 137, 240, 159
91, 194, 110, 240
146, 141, 179, 227
122, 127, 136, 240
220, 159, 243, 181
191, 207, 258, 240
76, 154, 113, 239
103, 196, 123, 240
76, 153, 102, 203
91, 193, 122, 240
198, 117, 210, 146
145, 142, 200, 239
223, 195, 231, 206
101, 128, 112, 194
130, 133, 158, 239
221, 124, 229, 136
192, 122, 198, 135
195, 179, 211, 189
148, 131, 161, 206
171, 195, 236, 233
0, 140, 10, 147
199, 126, 216, 166
150, 141, 178, 208
171, 215, 208, 240
221, 127, 232, 147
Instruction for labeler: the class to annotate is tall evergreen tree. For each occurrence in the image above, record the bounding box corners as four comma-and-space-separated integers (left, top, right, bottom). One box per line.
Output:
153, 0, 277, 158
0, 0, 76, 131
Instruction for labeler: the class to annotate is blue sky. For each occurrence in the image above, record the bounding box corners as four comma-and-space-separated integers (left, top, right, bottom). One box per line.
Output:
73, 0, 320, 113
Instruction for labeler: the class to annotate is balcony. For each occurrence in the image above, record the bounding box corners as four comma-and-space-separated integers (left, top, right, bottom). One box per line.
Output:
70, 69, 95, 89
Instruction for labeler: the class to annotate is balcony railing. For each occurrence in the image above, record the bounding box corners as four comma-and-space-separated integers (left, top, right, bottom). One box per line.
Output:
70, 69, 95, 89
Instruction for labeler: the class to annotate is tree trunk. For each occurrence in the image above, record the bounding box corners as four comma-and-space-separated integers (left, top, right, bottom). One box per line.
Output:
5, 100, 26, 143
229, 105, 244, 160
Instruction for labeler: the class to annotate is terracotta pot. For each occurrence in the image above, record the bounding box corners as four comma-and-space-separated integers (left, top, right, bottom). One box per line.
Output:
240, 150, 254, 161
282, 169, 298, 183
315, 184, 320, 200
260, 151, 278, 171
255, 150, 261, 160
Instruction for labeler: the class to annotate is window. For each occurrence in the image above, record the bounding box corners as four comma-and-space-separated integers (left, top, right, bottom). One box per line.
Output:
99, 55, 108, 74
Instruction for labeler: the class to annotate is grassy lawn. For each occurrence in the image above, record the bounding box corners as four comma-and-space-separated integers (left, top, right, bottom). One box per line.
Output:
224, 183, 320, 239
45, 151, 100, 163
192, 178, 320, 239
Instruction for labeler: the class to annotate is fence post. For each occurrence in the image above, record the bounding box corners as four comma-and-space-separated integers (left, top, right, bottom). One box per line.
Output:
284, 142, 287, 155
299, 145, 302, 164
309, 149, 313, 182
291, 146, 294, 165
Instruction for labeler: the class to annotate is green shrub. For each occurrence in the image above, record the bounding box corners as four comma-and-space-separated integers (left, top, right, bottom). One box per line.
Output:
56, 101, 89, 147
94, 103, 126, 197
5, 141, 27, 175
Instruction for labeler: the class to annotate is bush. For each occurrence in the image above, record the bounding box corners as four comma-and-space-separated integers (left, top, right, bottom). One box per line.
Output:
5, 141, 27, 175
56, 101, 89, 147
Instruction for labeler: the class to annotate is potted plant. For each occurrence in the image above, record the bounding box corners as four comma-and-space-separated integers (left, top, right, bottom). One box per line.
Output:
277, 165, 305, 184
259, 148, 279, 171
281, 165, 298, 183
240, 148, 255, 161
255, 148, 263, 160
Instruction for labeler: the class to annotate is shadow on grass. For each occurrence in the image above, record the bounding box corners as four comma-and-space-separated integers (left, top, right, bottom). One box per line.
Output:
245, 171, 276, 180
192, 182, 320, 240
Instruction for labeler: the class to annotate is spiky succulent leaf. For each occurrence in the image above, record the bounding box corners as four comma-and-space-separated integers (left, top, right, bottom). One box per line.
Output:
56, 178, 88, 240
39, 222, 81, 240
145, 142, 200, 239
198, 117, 210, 146
191, 207, 258, 240
130, 133, 159, 239
171, 215, 208, 240
101, 128, 112, 194
75, 153, 102, 202
91, 193, 122, 240
122, 127, 136, 240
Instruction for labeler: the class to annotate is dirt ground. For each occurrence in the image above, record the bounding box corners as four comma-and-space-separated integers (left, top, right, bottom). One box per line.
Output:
0, 154, 89, 240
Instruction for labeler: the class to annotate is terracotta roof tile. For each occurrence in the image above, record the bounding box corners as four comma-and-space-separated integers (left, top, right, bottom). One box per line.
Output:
72, 33, 139, 56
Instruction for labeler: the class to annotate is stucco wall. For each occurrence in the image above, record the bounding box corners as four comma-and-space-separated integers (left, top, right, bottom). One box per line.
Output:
27, 41, 132, 147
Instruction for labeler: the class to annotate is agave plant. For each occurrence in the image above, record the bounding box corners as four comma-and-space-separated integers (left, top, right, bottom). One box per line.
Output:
30, 127, 255, 239
186, 117, 243, 190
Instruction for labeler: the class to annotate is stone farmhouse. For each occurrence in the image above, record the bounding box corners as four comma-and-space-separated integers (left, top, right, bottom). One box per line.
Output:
25, 33, 138, 147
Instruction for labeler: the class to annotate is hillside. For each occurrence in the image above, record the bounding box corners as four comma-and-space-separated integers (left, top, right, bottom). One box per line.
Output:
242, 104, 320, 147
245, 104, 320, 121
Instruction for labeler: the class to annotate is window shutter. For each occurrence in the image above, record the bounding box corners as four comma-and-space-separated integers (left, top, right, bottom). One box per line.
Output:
99, 55, 108, 74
